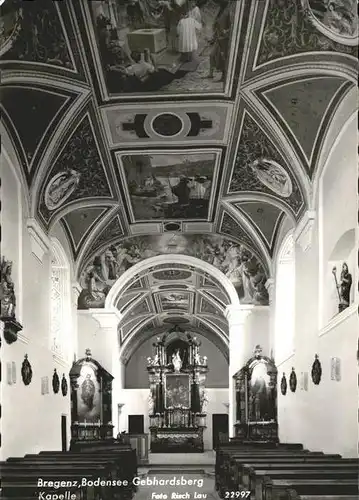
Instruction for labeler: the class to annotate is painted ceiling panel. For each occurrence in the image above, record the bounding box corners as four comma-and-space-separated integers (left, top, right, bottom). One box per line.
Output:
87, 215, 124, 257
235, 201, 282, 250
38, 114, 113, 224
262, 77, 346, 163
1, 0, 75, 69
1, 86, 69, 172
229, 112, 304, 216
116, 292, 143, 313
257, 0, 357, 67
62, 206, 108, 252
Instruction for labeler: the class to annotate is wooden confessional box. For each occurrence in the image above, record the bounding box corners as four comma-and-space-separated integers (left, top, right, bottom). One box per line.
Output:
69, 349, 114, 450
233, 350, 278, 443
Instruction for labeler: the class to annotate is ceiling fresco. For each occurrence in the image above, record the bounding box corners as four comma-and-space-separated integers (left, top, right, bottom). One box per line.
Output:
82, 0, 241, 97
77, 233, 269, 311
117, 150, 220, 222
1, 0, 357, 341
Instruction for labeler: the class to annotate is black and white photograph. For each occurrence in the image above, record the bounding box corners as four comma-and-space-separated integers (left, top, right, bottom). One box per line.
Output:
1, 0, 358, 499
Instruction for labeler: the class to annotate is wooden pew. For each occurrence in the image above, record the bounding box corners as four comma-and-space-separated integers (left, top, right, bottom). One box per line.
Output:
0, 466, 104, 500
35, 450, 137, 489
2, 448, 137, 500
217, 450, 334, 494
262, 478, 358, 500
235, 458, 358, 489
247, 468, 358, 500
286, 488, 358, 500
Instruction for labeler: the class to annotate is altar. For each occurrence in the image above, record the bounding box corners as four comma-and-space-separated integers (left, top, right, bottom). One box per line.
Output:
147, 327, 208, 453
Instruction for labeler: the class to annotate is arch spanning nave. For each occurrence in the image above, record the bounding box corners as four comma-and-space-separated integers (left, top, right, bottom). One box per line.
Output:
0, 1, 358, 499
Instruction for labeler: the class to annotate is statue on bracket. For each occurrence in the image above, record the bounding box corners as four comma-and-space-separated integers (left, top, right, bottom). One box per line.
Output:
332, 263, 352, 312
0, 257, 23, 344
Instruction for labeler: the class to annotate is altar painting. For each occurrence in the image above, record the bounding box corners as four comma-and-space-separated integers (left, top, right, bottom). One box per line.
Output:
77, 365, 101, 423
165, 374, 190, 408
90, 0, 238, 96
119, 152, 217, 221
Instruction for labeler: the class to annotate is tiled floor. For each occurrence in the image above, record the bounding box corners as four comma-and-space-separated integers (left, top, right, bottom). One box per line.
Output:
133, 452, 219, 500
148, 451, 216, 465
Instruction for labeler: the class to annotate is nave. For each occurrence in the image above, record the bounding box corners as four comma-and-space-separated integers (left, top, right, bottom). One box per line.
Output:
1, 0, 358, 499
1, 441, 358, 500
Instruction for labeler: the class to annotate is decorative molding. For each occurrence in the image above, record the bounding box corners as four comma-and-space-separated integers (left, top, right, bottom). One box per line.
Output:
26, 218, 51, 262
90, 308, 123, 330
17, 331, 30, 345
265, 278, 275, 304
52, 352, 71, 368
294, 210, 315, 252
319, 302, 357, 338
224, 304, 253, 325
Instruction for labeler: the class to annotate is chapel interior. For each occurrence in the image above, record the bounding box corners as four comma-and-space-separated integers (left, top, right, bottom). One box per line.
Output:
0, 0, 358, 499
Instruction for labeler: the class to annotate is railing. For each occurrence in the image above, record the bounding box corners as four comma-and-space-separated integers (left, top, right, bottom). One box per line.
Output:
150, 409, 206, 429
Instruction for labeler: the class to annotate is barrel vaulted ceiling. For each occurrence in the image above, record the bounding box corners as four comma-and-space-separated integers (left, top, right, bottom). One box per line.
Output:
1, 0, 357, 330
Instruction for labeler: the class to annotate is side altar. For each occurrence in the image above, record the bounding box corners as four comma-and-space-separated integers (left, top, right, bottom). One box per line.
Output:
147, 327, 208, 453
69, 349, 114, 449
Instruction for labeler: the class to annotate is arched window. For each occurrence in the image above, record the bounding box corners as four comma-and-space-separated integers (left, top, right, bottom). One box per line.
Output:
274, 231, 295, 364
50, 239, 72, 360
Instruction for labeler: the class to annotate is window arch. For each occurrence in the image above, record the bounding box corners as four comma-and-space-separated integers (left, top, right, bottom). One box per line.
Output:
50, 239, 72, 360
274, 231, 295, 364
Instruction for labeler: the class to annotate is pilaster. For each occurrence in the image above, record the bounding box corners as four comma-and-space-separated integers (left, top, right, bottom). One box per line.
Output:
294, 210, 315, 252
26, 218, 51, 263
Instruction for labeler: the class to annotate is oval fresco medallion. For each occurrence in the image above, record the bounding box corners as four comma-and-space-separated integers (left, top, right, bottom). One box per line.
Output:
0, 3, 22, 57
152, 269, 192, 281
45, 170, 81, 211
250, 159, 292, 198
163, 317, 190, 324
302, 0, 358, 45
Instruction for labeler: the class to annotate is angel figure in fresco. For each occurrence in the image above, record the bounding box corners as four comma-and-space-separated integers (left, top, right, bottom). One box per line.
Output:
77, 256, 111, 309
81, 374, 96, 410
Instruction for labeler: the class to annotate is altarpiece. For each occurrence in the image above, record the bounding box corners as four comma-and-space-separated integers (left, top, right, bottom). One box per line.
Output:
233, 345, 278, 442
147, 327, 208, 452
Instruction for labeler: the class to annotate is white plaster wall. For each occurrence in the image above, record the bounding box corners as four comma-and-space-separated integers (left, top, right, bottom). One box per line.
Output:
117, 388, 228, 450
1, 155, 75, 459
320, 117, 357, 325
277, 114, 358, 457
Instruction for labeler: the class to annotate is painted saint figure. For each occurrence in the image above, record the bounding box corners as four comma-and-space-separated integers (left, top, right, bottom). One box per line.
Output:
81, 374, 96, 410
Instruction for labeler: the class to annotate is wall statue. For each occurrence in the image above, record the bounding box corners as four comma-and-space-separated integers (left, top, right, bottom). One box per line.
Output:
0, 257, 16, 318
172, 350, 182, 373
332, 262, 352, 312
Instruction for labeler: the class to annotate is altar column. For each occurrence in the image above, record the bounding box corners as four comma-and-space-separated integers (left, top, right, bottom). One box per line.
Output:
90, 309, 124, 437
225, 305, 253, 438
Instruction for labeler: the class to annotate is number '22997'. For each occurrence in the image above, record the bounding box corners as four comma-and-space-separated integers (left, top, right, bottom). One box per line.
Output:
224, 492, 250, 498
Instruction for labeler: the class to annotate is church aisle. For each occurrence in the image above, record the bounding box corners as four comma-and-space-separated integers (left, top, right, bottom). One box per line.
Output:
133, 468, 220, 500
